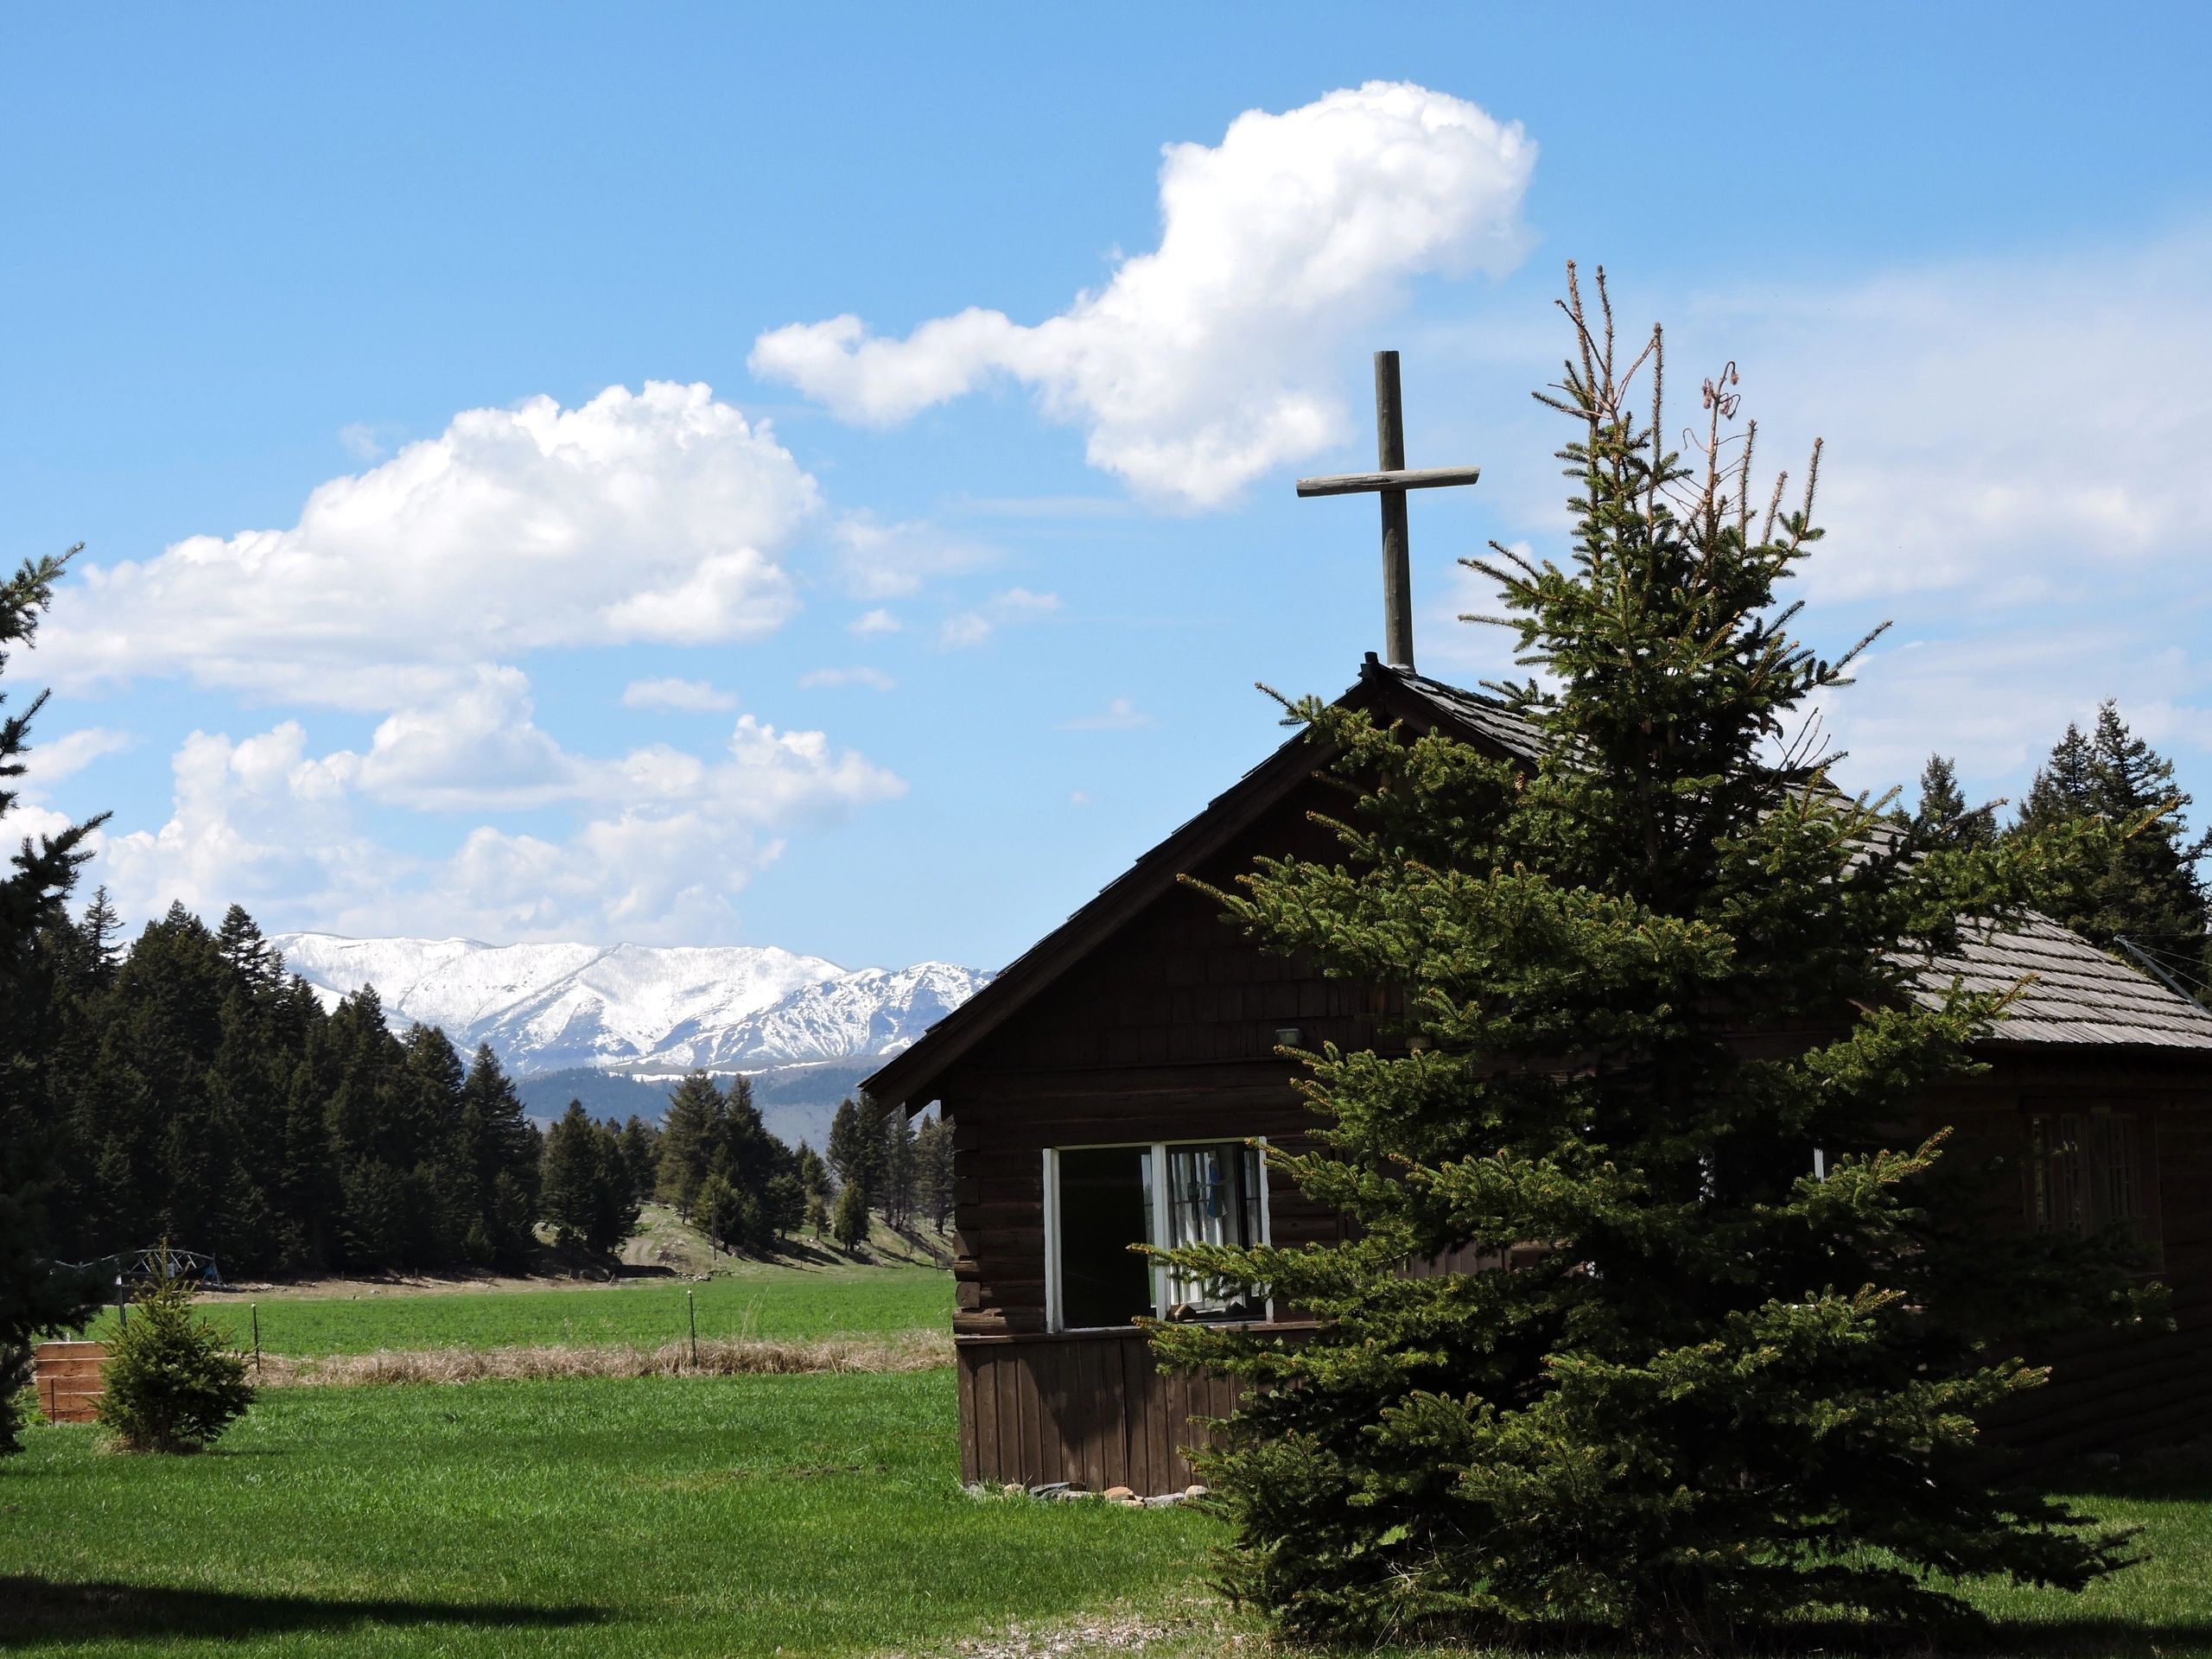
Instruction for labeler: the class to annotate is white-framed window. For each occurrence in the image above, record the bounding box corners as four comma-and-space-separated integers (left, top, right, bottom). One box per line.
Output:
1042, 1139, 1271, 1332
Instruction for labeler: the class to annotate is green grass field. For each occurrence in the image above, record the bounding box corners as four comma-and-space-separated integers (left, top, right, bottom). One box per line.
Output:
1, 1372, 1207, 1657
83, 1265, 950, 1357
21, 1259, 2212, 1657
9, 1375, 2212, 1657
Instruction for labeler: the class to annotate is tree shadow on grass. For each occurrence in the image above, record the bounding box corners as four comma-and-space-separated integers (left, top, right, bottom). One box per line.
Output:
0, 1576, 607, 1646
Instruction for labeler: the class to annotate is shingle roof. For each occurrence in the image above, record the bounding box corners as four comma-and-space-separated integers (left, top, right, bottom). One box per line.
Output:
1380, 665, 1548, 762
1382, 664, 2212, 1055
1911, 914, 2212, 1050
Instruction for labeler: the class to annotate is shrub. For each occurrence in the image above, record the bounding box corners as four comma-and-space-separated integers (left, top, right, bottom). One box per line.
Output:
95, 1254, 253, 1452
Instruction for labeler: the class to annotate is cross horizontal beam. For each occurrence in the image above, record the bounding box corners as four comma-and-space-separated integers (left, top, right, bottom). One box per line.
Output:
1294, 464, 1483, 499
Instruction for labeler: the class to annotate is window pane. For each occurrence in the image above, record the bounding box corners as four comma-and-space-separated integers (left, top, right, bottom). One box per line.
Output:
1055, 1147, 1152, 1328
2027, 1111, 2145, 1239
1160, 1141, 1266, 1320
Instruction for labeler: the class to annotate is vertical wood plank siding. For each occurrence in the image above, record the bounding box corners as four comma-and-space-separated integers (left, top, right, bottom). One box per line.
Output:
957, 1331, 1243, 1495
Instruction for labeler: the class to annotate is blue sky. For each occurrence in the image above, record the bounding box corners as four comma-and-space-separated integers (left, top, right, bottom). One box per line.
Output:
7, 4, 2210, 971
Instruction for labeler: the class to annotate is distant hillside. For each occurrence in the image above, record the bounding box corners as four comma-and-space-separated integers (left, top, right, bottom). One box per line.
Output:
517, 1058, 882, 1150
267, 931, 990, 1084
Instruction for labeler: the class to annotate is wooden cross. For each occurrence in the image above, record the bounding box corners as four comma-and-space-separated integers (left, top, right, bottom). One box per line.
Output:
1295, 350, 1481, 672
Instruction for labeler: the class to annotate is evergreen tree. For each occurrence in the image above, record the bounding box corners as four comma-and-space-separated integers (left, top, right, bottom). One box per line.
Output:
795, 1141, 831, 1209
655, 1072, 722, 1218
825, 1098, 877, 1205
79, 885, 122, 986
830, 1183, 869, 1253
541, 1102, 605, 1255
712, 1072, 788, 1206
590, 1116, 642, 1256
763, 1171, 806, 1243
458, 1043, 541, 1267
913, 1113, 955, 1233
694, 1172, 743, 1255
1152, 271, 2146, 1643
618, 1115, 659, 1204
0, 547, 105, 1454
2007, 702, 2209, 992
2017, 721, 2096, 831
1913, 753, 1995, 849
95, 1249, 253, 1452
880, 1108, 918, 1230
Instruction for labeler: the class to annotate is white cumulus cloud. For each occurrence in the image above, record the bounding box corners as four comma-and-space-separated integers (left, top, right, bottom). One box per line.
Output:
92, 691, 906, 943
750, 81, 1535, 506
42, 381, 817, 707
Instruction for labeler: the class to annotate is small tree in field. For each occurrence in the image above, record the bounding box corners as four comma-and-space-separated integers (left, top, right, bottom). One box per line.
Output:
97, 1251, 252, 1452
831, 1184, 869, 1254
1152, 267, 2151, 1646
695, 1172, 743, 1255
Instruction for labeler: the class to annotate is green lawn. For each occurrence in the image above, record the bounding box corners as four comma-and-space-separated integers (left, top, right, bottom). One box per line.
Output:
82, 1266, 950, 1357
8, 1370, 2212, 1656
0, 1371, 1205, 1657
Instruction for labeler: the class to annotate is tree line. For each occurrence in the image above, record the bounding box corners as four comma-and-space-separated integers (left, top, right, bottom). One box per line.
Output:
20, 890, 951, 1278
1913, 699, 2209, 995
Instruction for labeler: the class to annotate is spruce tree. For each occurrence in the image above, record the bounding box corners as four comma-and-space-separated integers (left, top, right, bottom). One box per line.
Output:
881, 1108, 918, 1230
2006, 704, 2209, 996
1914, 753, 1995, 849
618, 1115, 659, 1204
0, 548, 104, 1453
655, 1072, 722, 1218
913, 1113, 955, 1233
795, 1141, 831, 1210
541, 1102, 603, 1255
830, 1183, 869, 1253
590, 1116, 641, 1255
1152, 270, 2147, 1643
825, 1097, 878, 1206
458, 1043, 541, 1266
695, 1172, 742, 1255
79, 885, 122, 986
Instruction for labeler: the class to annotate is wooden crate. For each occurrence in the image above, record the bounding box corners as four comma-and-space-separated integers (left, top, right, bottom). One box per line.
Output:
32, 1339, 106, 1424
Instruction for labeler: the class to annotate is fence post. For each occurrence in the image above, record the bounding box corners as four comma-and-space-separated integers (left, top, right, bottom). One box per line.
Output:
687, 1288, 697, 1369
251, 1303, 262, 1379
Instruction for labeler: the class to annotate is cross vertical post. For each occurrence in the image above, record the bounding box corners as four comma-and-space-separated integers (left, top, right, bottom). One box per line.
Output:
1295, 351, 1481, 672
1373, 351, 1414, 670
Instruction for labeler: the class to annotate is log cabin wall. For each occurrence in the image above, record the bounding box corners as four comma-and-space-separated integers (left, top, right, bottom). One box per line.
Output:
940, 782, 1357, 1490
1948, 1052, 2212, 1468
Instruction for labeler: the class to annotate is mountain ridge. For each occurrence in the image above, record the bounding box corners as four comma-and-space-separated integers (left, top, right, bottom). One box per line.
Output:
267, 931, 990, 1081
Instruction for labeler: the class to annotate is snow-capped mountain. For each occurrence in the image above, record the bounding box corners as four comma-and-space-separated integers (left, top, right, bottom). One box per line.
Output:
267, 932, 989, 1077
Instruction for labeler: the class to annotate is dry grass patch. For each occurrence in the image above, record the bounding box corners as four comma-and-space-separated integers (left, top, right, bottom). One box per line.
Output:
258, 1330, 950, 1386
